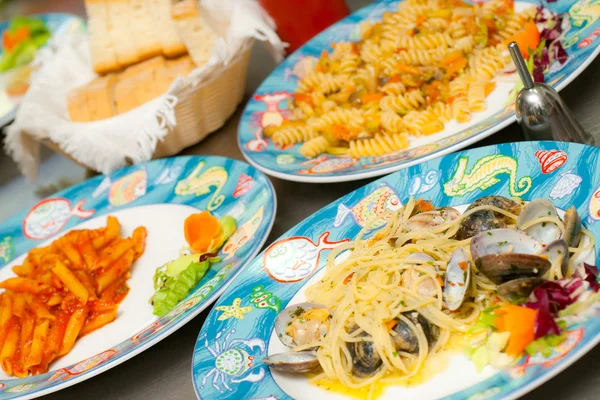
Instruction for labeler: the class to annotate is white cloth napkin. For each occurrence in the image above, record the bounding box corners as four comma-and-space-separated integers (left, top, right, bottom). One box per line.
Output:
4, 0, 286, 180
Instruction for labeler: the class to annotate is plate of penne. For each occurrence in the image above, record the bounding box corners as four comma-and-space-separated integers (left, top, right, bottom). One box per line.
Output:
0, 155, 276, 399
238, 0, 600, 183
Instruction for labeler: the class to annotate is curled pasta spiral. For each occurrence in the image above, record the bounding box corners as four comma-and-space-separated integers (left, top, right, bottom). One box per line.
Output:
399, 32, 454, 50
299, 136, 330, 158
349, 133, 409, 157
381, 82, 407, 96
360, 40, 386, 64
422, 17, 447, 32
331, 42, 354, 60
272, 124, 318, 146
380, 111, 405, 133
468, 45, 508, 80
380, 91, 426, 113
449, 76, 470, 123
339, 53, 360, 75
480, 0, 505, 18
308, 108, 364, 131
467, 76, 487, 112
428, 102, 453, 124
493, 13, 527, 42
454, 36, 475, 54
403, 110, 443, 135
447, 20, 468, 39
297, 71, 345, 94
396, 47, 450, 66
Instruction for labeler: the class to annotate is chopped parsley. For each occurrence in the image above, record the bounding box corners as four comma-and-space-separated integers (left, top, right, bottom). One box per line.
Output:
291, 306, 305, 318
487, 232, 493, 236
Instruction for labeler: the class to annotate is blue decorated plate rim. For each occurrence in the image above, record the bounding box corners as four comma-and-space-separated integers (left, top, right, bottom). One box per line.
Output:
0, 155, 277, 400
237, 0, 600, 183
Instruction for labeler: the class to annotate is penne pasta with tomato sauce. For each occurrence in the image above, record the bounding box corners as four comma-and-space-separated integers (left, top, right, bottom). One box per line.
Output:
0, 216, 146, 377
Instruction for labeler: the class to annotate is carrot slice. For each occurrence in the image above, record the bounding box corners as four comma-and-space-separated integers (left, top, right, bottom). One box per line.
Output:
385, 319, 398, 331
344, 273, 354, 285
396, 64, 421, 75
494, 304, 537, 356
505, 22, 540, 58
184, 211, 221, 253
361, 92, 384, 104
484, 82, 497, 96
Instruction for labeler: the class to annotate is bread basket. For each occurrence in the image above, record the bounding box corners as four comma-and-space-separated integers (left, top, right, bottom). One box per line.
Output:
41, 42, 252, 169
5, 0, 285, 180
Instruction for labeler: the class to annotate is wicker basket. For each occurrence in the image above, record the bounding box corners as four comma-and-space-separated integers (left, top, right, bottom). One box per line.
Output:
43, 42, 253, 170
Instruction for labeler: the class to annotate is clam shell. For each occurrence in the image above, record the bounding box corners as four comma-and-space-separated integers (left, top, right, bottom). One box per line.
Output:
497, 277, 546, 303
405, 207, 460, 231
347, 331, 382, 378
392, 313, 438, 354
516, 199, 561, 245
470, 228, 543, 260
444, 247, 471, 311
274, 302, 331, 348
564, 206, 582, 248
540, 239, 570, 276
262, 351, 320, 373
454, 196, 522, 240
476, 253, 551, 284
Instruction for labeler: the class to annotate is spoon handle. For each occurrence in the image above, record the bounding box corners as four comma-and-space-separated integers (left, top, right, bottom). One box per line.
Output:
508, 42, 534, 90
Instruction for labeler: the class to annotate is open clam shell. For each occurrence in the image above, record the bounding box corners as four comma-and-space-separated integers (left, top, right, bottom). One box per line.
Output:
274, 302, 332, 348
444, 247, 471, 311
497, 277, 546, 303
262, 351, 320, 373
516, 199, 561, 245
476, 253, 551, 285
405, 207, 460, 231
540, 239, 570, 276
470, 228, 543, 261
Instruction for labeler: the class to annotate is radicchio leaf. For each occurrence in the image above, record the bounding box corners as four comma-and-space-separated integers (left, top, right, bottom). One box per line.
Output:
554, 42, 569, 64
525, 282, 574, 338
579, 264, 600, 292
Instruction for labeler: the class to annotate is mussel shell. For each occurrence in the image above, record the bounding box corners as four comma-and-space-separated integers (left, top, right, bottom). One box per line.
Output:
476, 253, 551, 284
406, 207, 460, 231
564, 206, 582, 248
470, 228, 543, 261
516, 199, 561, 245
454, 196, 522, 240
444, 247, 471, 311
274, 302, 331, 348
497, 277, 546, 303
347, 331, 383, 378
392, 313, 438, 354
540, 239, 570, 276
262, 351, 320, 373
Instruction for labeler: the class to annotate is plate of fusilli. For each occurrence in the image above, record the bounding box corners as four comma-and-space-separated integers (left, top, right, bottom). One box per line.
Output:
238, 0, 600, 183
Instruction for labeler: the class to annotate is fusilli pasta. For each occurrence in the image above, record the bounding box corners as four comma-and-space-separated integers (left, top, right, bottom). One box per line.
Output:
266, 0, 538, 159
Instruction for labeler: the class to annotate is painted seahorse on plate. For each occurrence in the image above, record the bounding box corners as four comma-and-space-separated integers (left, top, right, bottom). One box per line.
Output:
175, 161, 228, 211
443, 154, 532, 197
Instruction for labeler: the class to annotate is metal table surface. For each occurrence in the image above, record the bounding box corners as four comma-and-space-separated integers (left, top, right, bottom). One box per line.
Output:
2, 1, 600, 399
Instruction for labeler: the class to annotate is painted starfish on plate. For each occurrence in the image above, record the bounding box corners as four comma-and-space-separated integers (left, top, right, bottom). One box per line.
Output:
215, 298, 253, 321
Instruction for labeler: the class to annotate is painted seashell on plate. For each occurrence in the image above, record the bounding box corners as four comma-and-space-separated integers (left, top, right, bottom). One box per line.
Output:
535, 150, 567, 174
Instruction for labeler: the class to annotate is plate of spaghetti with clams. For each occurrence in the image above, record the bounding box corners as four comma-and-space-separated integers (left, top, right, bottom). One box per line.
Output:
239, 0, 600, 182
194, 141, 600, 400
